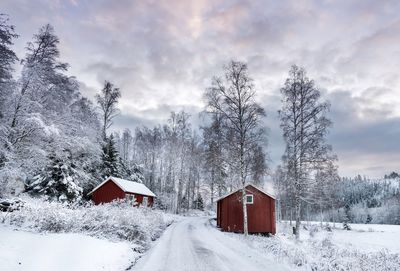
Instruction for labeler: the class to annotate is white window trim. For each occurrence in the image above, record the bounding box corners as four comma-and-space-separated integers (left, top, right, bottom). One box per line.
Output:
246, 194, 254, 204
125, 194, 135, 202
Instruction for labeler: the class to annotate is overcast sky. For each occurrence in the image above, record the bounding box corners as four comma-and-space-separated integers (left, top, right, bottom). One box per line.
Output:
2, 0, 400, 178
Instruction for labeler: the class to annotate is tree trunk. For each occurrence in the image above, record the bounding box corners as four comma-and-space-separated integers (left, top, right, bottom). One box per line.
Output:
242, 186, 248, 236
294, 188, 301, 239
241, 149, 248, 236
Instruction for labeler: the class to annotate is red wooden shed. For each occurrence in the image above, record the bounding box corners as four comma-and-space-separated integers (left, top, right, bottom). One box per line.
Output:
216, 184, 276, 234
88, 176, 156, 207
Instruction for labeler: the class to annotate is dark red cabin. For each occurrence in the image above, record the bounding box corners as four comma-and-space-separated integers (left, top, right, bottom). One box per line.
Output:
88, 176, 156, 207
217, 184, 276, 234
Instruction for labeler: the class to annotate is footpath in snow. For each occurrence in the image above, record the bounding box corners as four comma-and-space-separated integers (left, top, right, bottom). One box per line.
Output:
133, 216, 290, 271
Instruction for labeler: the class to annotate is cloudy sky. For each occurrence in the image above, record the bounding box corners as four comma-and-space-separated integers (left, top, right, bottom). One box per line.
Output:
2, 0, 400, 178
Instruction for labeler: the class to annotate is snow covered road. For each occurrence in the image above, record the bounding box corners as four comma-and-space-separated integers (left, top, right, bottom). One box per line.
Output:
133, 217, 289, 271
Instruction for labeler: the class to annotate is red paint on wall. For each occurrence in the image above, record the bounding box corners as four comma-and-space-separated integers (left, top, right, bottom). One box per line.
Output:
217, 185, 276, 234
91, 179, 154, 207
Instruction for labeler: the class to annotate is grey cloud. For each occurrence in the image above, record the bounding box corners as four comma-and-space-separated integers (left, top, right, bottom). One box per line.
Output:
2, 0, 400, 177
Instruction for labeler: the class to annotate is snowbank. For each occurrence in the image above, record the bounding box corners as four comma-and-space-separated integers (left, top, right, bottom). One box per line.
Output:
0, 225, 136, 271
229, 221, 400, 271
1, 197, 173, 250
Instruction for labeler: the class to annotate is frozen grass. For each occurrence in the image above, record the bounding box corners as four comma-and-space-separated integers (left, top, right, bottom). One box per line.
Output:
229, 221, 400, 271
1, 197, 174, 250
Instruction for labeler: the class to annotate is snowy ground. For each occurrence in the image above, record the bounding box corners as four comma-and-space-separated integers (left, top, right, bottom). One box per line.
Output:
298, 222, 400, 253
133, 216, 290, 271
134, 217, 400, 271
2, 208, 399, 271
0, 225, 138, 271
0, 197, 176, 271
239, 221, 400, 270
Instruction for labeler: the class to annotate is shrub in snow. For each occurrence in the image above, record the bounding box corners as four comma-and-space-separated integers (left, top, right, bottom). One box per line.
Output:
366, 214, 372, 224
193, 193, 204, 210
243, 228, 400, 271
3, 197, 172, 248
308, 225, 319, 237
342, 221, 351, 231
0, 168, 25, 197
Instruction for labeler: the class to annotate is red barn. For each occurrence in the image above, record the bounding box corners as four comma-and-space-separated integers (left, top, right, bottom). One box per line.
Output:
216, 184, 276, 234
88, 176, 156, 207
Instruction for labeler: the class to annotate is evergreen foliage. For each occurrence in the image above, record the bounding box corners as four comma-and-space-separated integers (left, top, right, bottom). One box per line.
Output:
28, 152, 83, 202
100, 134, 120, 179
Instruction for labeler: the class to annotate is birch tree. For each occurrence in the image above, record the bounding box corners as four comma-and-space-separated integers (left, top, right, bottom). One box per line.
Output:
205, 60, 266, 236
279, 65, 332, 239
96, 81, 121, 140
202, 113, 227, 204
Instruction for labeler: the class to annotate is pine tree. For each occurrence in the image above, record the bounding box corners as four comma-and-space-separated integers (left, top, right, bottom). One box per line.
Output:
193, 193, 204, 210
100, 134, 120, 178
118, 157, 145, 183
343, 204, 352, 230
28, 152, 83, 202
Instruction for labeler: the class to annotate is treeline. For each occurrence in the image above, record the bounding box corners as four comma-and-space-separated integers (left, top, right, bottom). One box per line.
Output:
276, 172, 400, 225
0, 16, 269, 215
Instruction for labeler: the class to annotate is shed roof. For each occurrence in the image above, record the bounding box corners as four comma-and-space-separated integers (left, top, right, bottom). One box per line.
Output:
216, 184, 275, 202
88, 176, 156, 197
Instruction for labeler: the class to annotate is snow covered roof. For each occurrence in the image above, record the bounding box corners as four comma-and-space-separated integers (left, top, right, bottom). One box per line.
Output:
88, 176, 156, 197
216, 184, 275, 202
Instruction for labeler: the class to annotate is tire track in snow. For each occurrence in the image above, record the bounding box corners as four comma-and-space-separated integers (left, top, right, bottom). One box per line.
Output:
133, 217, 289, 271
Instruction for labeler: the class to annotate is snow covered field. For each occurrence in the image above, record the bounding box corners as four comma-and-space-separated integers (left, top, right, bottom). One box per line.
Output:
315, 222, 400, 253
235, 221, 400, 270
0, 226, 137, 271
1, 206, 399, 271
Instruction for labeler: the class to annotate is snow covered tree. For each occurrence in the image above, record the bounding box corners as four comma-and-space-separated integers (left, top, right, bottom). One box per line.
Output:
202, 113, 227, 204
249, 143, 268, 186
279, 65, 333, 239
205, 60, 266, 236
121, 128, 133, 165
342, 204, 352, 230
100, 134, 120, 178
0, 14, 18, 119
0, 14, 18, 188
193, 193, 204, 210
96, 81, 121, 140
27, 152, 83, 202
0, 14, 18, 80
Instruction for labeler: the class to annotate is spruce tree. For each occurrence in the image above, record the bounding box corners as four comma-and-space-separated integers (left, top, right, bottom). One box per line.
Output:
28, 152, 83, 202
100, 134, 120, 178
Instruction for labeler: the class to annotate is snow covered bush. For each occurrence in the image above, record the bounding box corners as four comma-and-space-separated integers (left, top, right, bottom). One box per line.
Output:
0, 168, 25, 197
3, 197, 172, 248
239, 225, 400, 271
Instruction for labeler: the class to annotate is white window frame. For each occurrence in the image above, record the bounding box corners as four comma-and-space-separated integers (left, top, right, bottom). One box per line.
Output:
246, 194, 254, 204
125, 194, 135, 203
142, 196, 148, 206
